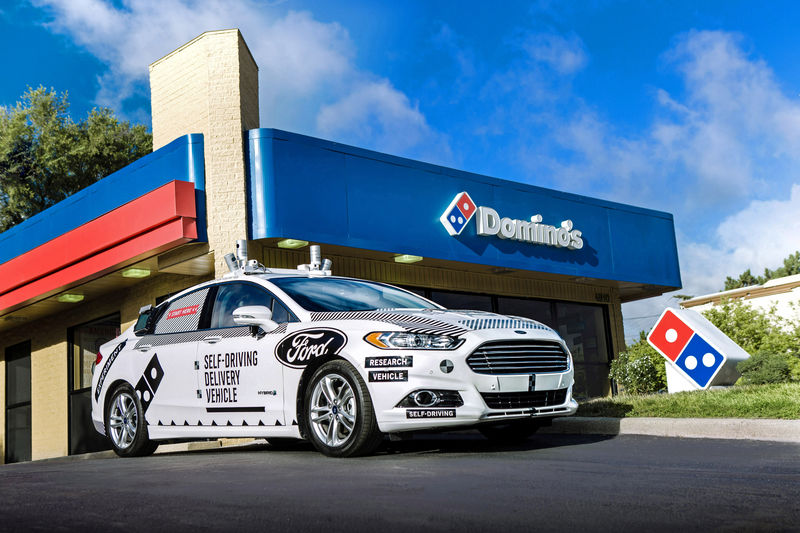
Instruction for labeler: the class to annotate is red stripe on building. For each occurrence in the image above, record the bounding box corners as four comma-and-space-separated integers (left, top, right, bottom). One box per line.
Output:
0, 181, 198, 314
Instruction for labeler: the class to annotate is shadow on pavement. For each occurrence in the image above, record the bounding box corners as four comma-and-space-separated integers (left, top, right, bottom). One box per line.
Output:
377, 431, 616, 456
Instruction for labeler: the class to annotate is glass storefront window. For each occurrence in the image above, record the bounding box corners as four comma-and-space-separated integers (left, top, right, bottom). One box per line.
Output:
71, 315, 120, 390
430, 291, 492, 312
554, 302, 610, 399
418, 288, 612, 399
5, 341, 31, 464
497, 297, 554, 326
68, 314, 120, 455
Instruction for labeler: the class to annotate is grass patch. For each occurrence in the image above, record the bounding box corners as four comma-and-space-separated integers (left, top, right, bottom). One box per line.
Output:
576, 382, 800, 419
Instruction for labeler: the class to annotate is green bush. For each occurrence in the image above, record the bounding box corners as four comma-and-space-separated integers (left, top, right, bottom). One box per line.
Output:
610, 334, 667, 394
737, 351, 791, 384
702, 298, 800, 385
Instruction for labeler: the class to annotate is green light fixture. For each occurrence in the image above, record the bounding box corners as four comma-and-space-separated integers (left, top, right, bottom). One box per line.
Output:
122, 267, 151, 278
394, 254, 423, 264
277, 239, 309, 249
58, 294, 84, 303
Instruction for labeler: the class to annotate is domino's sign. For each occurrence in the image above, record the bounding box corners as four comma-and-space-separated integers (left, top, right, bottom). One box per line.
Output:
647, 308, 750, 390
439, 191, 584, 250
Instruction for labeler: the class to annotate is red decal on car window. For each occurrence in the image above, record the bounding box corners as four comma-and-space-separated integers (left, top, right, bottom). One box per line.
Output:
166, 305, 200, 319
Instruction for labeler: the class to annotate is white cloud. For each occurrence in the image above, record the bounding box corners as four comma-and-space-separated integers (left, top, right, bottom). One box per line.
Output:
485, 29, 800, 343
653, 31, 800, 206
683, 183, 800, 294
316, 80, 452, 162
522, 33, 587, 75
492, 29, 800, 212
30, 0, 449, 159
623, 183, 800, 342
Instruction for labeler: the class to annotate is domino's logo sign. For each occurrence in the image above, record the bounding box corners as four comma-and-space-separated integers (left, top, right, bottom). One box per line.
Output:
440, 192, 477, 236
647, 309, 726, 389
439, 191, 584, 250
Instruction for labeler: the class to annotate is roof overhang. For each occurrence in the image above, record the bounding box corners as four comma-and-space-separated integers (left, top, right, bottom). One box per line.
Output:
0, 181, 199, 317
246, 128, 682, 302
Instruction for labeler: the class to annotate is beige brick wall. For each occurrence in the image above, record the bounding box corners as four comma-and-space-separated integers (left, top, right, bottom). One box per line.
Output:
150, 29, 259, 277
0, 273, 209, 462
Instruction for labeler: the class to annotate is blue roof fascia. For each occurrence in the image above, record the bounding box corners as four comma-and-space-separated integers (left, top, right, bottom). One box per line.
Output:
0, 134, 206, 265
246, 128, 681, 291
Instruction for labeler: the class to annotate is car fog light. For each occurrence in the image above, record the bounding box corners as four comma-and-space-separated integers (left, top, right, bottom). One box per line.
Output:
397, 390, 463, 408
412, 390, 439, 407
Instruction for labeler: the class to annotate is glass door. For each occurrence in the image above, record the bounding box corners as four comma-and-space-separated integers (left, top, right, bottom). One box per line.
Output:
68, 314, 120, 455
5, 341, 31, 463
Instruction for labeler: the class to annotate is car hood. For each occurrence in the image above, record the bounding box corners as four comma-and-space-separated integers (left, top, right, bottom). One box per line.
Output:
307, 308, 557, 337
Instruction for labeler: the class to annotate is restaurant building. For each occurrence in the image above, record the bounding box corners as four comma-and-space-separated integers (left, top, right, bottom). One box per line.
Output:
0, 30, 680, 462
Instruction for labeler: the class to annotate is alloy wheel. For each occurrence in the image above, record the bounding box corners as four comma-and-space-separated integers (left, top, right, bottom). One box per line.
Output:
309, 373, 356, 447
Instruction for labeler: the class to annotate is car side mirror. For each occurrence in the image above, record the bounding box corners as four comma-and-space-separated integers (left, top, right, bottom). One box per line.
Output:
134, 305, 153, 336
232, 305, 279, 333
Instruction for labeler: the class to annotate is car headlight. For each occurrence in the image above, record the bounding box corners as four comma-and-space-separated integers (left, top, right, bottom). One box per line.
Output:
364, 332, 462, 350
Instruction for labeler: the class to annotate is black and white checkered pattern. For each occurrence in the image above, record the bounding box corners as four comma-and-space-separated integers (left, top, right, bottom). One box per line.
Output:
135, 326, 251, 349
310, 311, 467, 336
267, 323, 289, 335
153, 288, 209, 334
134, 323, 288, 349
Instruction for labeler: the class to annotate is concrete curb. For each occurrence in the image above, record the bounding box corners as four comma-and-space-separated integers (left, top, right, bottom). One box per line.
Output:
539, 417, 800, 443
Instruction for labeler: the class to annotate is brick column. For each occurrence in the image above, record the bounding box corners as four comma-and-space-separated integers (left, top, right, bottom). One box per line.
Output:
149, 29, 259, 276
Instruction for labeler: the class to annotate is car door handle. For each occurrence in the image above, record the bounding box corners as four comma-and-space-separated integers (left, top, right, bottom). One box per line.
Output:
203, 336, 222, 344
137, 344, 153, 352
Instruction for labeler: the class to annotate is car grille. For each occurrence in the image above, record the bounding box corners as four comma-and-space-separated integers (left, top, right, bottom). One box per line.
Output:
466, 340, 569, 375
481, 389, 568, 410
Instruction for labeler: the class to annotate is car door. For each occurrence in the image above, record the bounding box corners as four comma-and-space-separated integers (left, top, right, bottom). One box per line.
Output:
134, 287, 210, 426
199, 281, 293, 427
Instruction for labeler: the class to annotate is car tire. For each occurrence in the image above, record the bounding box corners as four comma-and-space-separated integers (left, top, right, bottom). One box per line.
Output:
303, 360, 383, 457
479, 420, 540, 444
105, 384, 159, 457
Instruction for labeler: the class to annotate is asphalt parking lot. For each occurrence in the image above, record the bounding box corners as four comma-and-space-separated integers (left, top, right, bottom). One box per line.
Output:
1, 433, 798, 532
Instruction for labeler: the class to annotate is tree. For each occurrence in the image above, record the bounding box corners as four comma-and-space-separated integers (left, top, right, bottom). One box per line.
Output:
0, 86, 152, 231
723, 268, 764, 291
723, 251, 800, 290
763, 251, 800, 281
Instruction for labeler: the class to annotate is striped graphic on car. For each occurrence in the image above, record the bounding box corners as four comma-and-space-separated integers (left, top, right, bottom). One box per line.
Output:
309, 311, 467, 336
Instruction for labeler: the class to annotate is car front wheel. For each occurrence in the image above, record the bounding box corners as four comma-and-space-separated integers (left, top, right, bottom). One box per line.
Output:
303, 360, 382, 457
106, 384, 158, 457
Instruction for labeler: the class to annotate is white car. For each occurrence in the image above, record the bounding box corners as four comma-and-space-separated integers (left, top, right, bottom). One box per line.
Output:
91, 246, 577, 457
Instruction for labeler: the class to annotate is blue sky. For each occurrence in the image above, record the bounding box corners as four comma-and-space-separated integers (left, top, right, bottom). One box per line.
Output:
4, 0, 800, 341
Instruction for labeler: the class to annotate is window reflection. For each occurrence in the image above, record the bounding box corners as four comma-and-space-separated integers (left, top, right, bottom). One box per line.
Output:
429, 291, 492, 312
429, 290, 612, 399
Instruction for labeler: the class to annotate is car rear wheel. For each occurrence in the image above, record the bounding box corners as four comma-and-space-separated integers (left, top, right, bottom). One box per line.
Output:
479, 420, 540, 444
303, 360, 382, 457
106, 384, 158, 457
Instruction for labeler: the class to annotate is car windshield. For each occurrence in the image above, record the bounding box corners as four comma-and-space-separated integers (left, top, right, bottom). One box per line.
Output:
270, 277, 442, 312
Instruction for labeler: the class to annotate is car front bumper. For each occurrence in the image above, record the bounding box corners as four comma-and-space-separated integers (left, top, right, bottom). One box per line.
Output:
359, 331, 578, 433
